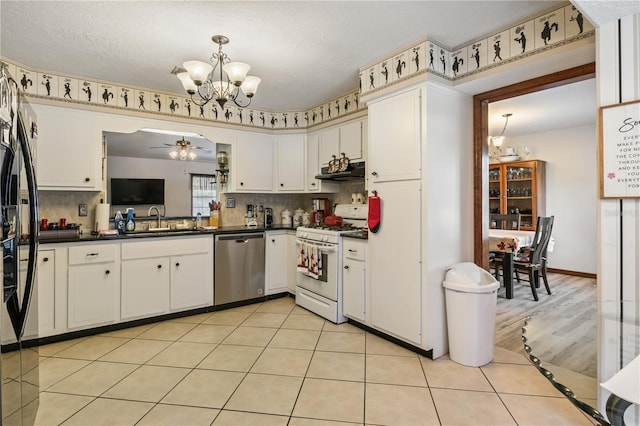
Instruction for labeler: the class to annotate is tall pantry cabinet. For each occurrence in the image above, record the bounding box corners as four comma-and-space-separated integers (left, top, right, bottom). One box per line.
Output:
366, 82, 472, 358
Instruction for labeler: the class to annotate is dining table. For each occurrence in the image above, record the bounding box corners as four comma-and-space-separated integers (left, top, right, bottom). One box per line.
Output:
488, 229, 555, 299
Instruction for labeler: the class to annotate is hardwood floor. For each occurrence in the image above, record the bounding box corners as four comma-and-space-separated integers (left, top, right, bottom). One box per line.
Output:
494, 271, 597, 377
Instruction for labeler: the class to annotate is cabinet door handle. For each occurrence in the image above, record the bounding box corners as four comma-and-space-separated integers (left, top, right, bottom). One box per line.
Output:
105, 270, 110, 275
280, 183, 284, 187
344, 265, 349, 270
371, 171, 378, 177
272, 239, 275, 243
86, 252, 99, 257
43, 257, 49, 262
240, 182, 244, 186
84, 177, 90, 182
175, 262, 180, 267
311, 182, 316, 186
157, 264, 162, 269
348, 249, 357, 253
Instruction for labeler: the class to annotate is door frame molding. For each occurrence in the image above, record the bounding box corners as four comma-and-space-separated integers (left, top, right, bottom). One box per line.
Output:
473, 63, 596, 268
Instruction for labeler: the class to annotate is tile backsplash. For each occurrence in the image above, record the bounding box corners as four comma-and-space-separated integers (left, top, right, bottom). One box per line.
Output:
39, 191, 105, 232
37, 181, 367, 231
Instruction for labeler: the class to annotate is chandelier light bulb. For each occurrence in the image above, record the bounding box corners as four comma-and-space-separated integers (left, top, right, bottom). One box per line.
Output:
223, 62, 250, 85
182, 61, 213, 86
169, 150, 178, 159
241, 76, 261, 97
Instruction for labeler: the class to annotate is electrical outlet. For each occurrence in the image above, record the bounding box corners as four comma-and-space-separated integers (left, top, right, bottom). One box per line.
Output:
78, 204, 88, 216
225, 198, 235, 208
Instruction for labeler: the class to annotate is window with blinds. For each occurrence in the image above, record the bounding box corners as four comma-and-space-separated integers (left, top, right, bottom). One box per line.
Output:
191, 174, 216, 216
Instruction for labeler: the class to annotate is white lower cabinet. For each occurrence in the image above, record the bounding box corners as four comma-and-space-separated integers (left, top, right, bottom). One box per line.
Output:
170, 252, 213, 310
369, 180, 422, 345
33, 250, 56, 338
265, 231, 295, 295
286, 233, 297, 294
342, 239, 366, 322
121, 257, 171, 320
67, 244, 120, 330
121, 236, 213, 320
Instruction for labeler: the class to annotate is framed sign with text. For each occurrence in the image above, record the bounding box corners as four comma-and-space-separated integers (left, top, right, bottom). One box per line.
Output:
600, 100, 640, 198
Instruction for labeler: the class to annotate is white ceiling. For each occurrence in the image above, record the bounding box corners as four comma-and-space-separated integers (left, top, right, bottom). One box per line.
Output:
1, 0, 568, 112
488, 78, 596, 137
0, 1, 608, 162
105, 131, 218, 163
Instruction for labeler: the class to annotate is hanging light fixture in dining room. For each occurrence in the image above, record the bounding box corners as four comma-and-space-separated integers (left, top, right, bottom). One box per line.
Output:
490, 113, 512, 147
175, 35, 261, 109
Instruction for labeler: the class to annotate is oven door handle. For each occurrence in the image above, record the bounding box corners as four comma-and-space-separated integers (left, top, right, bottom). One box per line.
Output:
295, 239, 337, 253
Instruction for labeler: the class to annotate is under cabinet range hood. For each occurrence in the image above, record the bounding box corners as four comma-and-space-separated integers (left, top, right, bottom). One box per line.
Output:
315, 161, 365, 181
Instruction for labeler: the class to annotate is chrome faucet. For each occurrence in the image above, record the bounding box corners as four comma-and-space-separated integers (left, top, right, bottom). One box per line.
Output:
148, 206, 161, 229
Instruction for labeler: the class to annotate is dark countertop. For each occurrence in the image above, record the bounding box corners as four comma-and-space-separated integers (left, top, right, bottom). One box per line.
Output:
38, 225, 296, 245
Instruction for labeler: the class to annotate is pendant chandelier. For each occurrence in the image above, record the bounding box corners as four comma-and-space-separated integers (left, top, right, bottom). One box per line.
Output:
176, 35, 261, 109
490, 113, 512, 147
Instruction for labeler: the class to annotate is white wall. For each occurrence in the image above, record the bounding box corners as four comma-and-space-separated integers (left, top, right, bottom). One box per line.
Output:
107, 156, 216, 217
505, 124, 597, 274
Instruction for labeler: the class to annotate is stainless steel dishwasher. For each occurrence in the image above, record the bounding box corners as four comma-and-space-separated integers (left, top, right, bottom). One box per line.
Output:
214, 233, 265, 305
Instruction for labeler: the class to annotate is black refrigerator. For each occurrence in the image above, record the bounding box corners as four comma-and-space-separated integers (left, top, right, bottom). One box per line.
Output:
1, 63, 40, 425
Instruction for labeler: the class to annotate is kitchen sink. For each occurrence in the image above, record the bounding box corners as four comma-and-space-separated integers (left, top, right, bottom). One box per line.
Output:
126, 229, 199, 238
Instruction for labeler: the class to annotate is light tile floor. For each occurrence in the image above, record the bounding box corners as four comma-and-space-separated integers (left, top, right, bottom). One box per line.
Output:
33, 297, 597, 425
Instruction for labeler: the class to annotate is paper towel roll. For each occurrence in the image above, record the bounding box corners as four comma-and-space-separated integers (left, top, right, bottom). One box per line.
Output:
95, 203, 111, 231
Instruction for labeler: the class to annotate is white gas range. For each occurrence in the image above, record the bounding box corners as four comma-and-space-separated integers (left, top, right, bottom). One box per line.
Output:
295, 204, 368, 323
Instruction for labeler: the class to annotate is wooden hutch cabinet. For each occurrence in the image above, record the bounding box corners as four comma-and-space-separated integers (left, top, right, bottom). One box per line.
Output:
489, 160, 546, 230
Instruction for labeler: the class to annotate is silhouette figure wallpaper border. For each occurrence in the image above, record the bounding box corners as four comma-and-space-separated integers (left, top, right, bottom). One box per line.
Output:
0, 5, 593, 133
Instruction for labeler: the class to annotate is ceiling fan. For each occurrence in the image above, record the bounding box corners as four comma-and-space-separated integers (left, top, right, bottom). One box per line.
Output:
150, 137, 211, 160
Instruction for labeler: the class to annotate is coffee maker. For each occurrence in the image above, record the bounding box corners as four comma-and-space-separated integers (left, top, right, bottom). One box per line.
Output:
265, 208, 274, 228
311, 198, 330, 226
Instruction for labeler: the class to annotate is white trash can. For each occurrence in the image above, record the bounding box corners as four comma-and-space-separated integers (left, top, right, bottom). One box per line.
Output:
443, 262, 500, 367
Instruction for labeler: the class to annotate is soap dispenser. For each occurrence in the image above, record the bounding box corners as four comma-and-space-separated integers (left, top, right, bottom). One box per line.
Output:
114, 211, 124, 234
125, 208, 136, 232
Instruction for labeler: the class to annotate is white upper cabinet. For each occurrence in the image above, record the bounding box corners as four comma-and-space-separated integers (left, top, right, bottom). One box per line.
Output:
275, 134, 305, 192
306, 132, 339, 193
34, 104, 103, 191
318, 127, 341, 167
231, 132, 274, 192
368, 88, 421, 182
339, 120, 364, 161
318, 119, 366, 168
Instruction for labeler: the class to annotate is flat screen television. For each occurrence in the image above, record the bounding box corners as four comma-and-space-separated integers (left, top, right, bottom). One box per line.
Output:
110, 178, 165, 206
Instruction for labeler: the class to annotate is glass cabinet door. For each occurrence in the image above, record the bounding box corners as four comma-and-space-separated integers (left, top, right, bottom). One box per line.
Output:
489, 166, 502, 216
505, 165, 534, 228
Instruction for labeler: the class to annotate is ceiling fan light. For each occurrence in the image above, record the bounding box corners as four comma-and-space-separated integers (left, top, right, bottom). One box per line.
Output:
188, 151, 197, 160
183, 60, 213, 86
179, 148, 188, 161
223, 62, 250, 85
169, 150, 179, 159
240, 76, 261, 97
492, 135, 505, 147
176, 72, 197, 94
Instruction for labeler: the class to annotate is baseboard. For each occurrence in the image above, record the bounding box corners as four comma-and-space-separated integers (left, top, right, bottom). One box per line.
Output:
547, 268, 596, 279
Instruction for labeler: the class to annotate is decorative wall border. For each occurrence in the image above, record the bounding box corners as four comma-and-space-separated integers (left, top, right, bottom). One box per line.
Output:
1, 4, 594, 133
359, 4, 595, 96
0, 57, 366, 132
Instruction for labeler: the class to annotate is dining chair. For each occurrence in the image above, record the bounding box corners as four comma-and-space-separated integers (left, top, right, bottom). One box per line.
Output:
489, 213, 522, 278
511, 216, 554, 301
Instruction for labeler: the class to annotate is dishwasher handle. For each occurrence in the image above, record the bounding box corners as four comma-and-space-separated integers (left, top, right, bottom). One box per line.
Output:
216, 233, 264, 242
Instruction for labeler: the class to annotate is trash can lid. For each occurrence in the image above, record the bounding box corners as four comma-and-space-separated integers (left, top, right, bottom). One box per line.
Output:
443, 262, 500, 293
